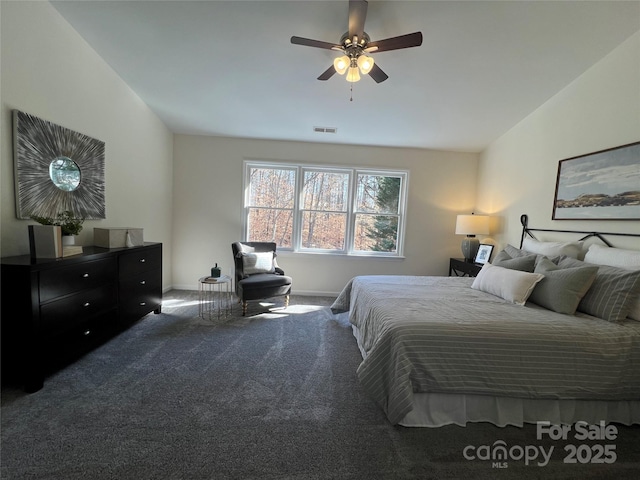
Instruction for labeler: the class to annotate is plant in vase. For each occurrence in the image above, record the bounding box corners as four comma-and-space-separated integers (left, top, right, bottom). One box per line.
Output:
31, 211, 84, 245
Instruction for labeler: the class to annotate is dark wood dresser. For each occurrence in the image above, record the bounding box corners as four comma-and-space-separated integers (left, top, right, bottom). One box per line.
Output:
1, 242, 162, 392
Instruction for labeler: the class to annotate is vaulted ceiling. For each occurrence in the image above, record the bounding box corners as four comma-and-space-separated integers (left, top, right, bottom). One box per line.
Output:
51, 0, 640, 152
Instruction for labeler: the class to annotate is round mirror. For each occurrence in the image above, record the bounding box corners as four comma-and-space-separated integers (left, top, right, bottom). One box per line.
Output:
49, 156, 81, 191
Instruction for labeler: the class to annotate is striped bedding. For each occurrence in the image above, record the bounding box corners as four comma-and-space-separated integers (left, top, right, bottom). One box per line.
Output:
331, 275, 640, 425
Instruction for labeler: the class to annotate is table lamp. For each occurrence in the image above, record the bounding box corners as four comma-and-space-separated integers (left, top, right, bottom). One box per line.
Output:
455, 214, 489, 262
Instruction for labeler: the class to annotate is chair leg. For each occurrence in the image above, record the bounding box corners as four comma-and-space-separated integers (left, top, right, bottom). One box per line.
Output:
242, 301, 248, 316
284, 294, 290, 308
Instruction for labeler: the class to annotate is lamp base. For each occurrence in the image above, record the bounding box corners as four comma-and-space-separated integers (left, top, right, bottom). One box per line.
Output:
461, 236, 479, 262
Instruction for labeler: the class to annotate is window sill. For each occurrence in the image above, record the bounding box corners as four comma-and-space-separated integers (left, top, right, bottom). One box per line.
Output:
276, 250, 406, 260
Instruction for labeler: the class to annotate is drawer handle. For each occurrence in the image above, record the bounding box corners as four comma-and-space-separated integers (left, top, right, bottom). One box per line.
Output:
140, 259, 146, 263
139, 302, 146, 306
83, 302, 91, 307
140, 280, 146, 285
83, 273, 90, 278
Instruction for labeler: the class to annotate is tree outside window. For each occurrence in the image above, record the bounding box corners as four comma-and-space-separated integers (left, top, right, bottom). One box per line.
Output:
246, 167, 295, 247
355, 174, 401, 253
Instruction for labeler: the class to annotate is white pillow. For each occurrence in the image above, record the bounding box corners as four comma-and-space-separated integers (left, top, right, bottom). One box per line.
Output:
242, 251, 275, 275
584, 244, 640, 269
522, 237, 583, 259
584, 244, 640, 321
471, 263, 545, 306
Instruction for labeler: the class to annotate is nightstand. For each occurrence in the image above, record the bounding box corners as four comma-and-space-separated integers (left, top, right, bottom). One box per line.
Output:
449, 258, 483, 277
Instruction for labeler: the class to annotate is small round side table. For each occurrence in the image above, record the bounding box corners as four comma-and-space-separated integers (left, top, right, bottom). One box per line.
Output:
198, 275, 232, 320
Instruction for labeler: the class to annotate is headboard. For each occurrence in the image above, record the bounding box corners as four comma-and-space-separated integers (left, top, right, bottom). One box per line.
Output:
519, 214, 640, 249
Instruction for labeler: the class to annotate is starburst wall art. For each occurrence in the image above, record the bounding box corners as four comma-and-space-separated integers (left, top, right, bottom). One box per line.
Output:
13, 110, 105, 219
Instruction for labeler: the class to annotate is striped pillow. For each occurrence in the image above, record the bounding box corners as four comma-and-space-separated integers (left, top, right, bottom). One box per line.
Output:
558, 256, 640, 322
584, 244, 640, 321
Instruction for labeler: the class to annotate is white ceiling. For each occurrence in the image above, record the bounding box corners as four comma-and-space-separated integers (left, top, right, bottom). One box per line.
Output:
51, 0, 640, 152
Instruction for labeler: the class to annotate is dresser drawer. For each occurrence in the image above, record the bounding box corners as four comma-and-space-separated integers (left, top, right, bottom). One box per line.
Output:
40, 258, 117, 303
119, 269, 162, 320
40, 284, 117, 334
119, 246, 162, 278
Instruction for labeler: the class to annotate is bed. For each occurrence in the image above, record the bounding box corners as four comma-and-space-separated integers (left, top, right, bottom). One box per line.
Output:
331, 215, 640, 427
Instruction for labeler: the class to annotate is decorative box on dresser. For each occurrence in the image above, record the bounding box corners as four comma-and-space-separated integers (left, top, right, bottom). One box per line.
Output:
1, 242, 162, 392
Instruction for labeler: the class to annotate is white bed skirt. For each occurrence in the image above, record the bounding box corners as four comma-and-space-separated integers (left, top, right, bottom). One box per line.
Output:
351, 324, 640, 428
400, 392, 640, 428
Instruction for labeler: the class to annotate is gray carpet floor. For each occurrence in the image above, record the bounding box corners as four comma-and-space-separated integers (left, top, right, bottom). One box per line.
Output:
2, 291, 639, 479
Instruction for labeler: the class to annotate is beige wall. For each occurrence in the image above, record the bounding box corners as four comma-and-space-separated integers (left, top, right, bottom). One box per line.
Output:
173, 135, 478, 294
477, 31, 640, 250
0, 1, 174, 290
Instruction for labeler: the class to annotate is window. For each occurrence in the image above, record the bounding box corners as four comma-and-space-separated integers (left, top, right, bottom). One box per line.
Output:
244, 162, 408, 256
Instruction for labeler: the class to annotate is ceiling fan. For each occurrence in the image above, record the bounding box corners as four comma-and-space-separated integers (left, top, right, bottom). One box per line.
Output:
291, 0, 422, 83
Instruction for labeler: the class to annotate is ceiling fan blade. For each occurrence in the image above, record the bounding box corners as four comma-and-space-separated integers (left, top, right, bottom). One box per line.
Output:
368, 64, 388, 83
318, 65, 337, 81
367, 32, 423, 53
291, 36, 341, 50
348, 0, 368, 41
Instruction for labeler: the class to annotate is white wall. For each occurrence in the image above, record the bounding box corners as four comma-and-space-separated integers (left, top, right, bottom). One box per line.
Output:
173, 135, 478, 294
477, 31, 640, 250
0, 1, 174, 290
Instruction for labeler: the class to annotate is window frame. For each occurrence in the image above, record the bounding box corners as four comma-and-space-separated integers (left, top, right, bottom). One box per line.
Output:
243, 161, 408, 257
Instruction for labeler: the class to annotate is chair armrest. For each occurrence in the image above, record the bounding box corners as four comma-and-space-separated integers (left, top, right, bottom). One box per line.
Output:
275, 267, 285, 275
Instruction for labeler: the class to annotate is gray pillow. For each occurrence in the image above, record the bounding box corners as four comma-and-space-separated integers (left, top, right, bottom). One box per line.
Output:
529, 257, 598, 315
504, 244, 528, 258
492, 250, 537, 272
558, 256, 640, 322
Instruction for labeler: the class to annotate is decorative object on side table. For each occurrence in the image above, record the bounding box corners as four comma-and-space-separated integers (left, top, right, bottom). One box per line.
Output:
455, 213, 489, 262
13, 110, 105, 220
474, 244, 494, 264
553, 141, 640, 220
211, 263, 221, 278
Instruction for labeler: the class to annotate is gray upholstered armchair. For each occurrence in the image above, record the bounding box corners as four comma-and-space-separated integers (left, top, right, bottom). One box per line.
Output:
232, 242, 292, 315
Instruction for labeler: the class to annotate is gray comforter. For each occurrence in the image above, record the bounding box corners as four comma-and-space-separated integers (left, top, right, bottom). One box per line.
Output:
331, 275, 640, 424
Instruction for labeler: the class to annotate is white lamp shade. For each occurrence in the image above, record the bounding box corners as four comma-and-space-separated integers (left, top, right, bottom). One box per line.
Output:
455, 214, 489, 235
357, 55, 374, 74
346, 66, 361, 82
333, 55, 349, 75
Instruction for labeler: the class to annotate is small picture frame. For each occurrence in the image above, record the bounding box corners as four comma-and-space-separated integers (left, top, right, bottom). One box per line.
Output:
474, 244, 494, 264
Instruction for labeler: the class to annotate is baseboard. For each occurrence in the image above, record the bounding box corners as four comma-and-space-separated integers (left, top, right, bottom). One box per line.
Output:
166, 285, 338, 297
290, 289, 339, 297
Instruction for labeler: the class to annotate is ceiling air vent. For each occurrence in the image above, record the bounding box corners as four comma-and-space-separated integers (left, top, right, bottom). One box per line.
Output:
313, 126, 337, 134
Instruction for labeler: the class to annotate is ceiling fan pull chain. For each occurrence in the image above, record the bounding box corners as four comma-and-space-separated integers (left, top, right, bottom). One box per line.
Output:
350, 83, 353, 102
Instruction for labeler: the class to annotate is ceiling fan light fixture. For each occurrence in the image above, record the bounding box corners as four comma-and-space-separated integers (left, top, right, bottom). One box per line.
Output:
357, 54, 374, 74
333, 55, 349, 75
346, 65, 361, 83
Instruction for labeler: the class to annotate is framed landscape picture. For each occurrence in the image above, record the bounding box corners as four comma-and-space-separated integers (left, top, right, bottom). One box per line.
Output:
552, 141, 640, 220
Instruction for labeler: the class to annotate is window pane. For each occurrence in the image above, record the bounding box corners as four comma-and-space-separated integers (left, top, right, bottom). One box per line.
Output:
354, 214, 398, 253
301, 212, 346, 250
356, 175, 400, 214
247, 208, 293, 248
249, 167, 295, 209
302, 171, 349, 211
